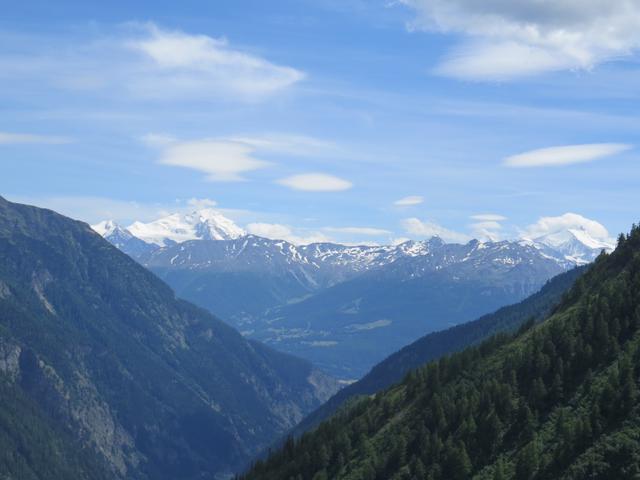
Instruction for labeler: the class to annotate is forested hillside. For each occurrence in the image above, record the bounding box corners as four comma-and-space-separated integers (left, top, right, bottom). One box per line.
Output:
242, 225, 640, 479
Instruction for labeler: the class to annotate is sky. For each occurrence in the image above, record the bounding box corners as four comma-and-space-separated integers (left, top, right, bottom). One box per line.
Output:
2, 0, 640, 246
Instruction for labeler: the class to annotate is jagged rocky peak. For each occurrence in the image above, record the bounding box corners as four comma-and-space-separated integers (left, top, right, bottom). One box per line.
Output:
523, 226, 614, 265
91, 219, 128, 237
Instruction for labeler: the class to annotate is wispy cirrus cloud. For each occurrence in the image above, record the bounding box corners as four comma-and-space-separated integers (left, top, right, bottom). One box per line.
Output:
0, 22, 304, 102
127, 23, 305, 99
470, 213, 507, 222
399, 0, 640, 80
394, 195, 424, 206
0, 132, 73, 145
4, 195, 174, 224
503, 143, 632, 168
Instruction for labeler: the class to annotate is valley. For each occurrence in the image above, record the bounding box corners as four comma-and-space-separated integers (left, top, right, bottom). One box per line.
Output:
95, 209, 610, 379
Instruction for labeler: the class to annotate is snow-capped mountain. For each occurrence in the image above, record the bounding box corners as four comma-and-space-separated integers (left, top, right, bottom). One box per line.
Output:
91, 220, 156, 259
522, 227, 614, 265
252, 236, 571, 378
92, 210, 609, 379
127, 209, 246, 247
93, 208, 613, 269
92, 219, 128, 242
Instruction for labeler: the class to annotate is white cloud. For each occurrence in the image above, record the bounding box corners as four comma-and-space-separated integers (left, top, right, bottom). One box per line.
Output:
470, 213, 507, 222
521, 212, 612, 242
401, 217, 471, 243
146, 133, 334, 182
400, 0, 640, 80
0, 23, 303, 102
158, 139, 269, 182
227, 134, 335, 156
470, 221, 503, 241
323, 226, 392, 236
140, 133, 177, 147
469, 213, 507, 241
0, 132, 72, 144
186, 198, 217, 209
504, 143, 632, 168
394, 195, 424, 206
128, 24, 305, 98
246, 222, 331, 244
277, 173, 353, 192
392, 237, 412, 245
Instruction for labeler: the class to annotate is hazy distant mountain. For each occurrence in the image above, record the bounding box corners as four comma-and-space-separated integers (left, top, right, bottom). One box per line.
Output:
253, 238, 571, 378
0, 197, 338, 479
94, 210, 613, 378
141, 235, 448, 323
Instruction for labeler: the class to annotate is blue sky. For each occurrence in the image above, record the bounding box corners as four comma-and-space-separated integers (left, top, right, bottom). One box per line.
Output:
2, 0, 639, 245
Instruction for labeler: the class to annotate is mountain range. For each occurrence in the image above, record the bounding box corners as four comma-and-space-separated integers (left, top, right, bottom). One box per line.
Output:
0, 197, 338, 479
94, 209, 612, 268
94, 209, 612, 379
0, 197, 626, 480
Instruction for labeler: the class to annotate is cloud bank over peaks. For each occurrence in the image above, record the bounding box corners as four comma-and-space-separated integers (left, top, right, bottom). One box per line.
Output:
520, 212, 613, 244
246, 222, 331, 245
399, 0, 640, 80
401, 217, 472, 243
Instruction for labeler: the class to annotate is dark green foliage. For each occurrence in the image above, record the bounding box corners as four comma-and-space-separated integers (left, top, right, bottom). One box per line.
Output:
295, 266, 585, 436
241, 224, 640, 479
0, 196, 335, 479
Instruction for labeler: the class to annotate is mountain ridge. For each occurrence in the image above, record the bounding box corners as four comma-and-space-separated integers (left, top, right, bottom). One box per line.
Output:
0, 197, 338, 479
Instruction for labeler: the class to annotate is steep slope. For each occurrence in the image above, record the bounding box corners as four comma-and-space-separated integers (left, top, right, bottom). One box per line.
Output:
295, 265, 586, 435
257, 239, 568, 379
0, 196, 337, 479
243, 228, 640, 479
